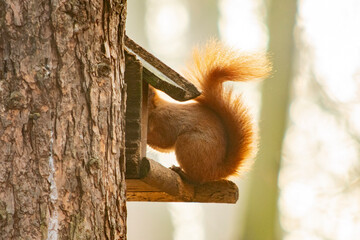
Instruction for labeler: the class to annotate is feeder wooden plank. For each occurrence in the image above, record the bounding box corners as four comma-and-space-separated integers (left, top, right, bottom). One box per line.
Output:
126, 158, 239, 203
124, 35, 201, 101
127, 191, 179, 202
142, 67, 195, 101
124, 51, 148, 179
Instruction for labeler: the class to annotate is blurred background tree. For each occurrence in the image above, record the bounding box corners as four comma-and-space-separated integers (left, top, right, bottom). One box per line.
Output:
241, 0, 297, 239
126, 0, 360, 239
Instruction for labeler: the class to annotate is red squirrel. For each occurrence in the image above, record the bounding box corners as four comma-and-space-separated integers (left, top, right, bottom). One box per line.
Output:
147, 40, 271, 183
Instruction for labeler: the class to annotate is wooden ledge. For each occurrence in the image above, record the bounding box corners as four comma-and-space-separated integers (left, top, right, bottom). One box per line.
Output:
126, 158, 239, 203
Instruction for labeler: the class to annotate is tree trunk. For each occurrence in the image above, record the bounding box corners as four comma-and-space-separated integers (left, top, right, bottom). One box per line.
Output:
0, 0, 127, 239
241, 0, 297, 239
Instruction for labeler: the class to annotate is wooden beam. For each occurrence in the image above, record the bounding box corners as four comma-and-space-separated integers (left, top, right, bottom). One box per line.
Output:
124, 35, 201, 101
142, 67, 196, 101
124, 51, 148, 178
126, 158, 239, 203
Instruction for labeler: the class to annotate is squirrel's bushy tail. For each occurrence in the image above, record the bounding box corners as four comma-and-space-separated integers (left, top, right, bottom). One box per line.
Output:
185, 40, 271, 178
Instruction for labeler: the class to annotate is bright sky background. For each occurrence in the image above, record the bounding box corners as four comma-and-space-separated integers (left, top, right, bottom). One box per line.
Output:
280, 0, 360, 239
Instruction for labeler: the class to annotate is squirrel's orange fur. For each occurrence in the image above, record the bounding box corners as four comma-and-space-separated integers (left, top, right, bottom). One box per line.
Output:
147, 40, 271, 183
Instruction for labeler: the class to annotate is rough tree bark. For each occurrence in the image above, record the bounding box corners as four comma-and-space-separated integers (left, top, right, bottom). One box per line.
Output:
0, 0, 127, 239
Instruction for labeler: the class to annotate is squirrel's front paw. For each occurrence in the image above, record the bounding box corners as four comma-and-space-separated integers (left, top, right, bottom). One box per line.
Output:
170, 165, 197, 184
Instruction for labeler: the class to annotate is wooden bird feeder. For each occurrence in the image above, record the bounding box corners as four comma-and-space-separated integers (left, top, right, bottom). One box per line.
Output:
124, 35, 239, 203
